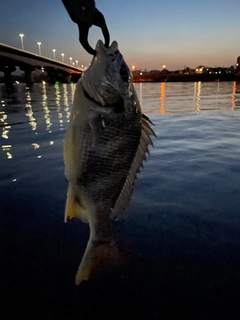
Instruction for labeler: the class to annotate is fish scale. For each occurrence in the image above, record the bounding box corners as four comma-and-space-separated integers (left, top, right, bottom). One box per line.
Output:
79, 112, 141, 208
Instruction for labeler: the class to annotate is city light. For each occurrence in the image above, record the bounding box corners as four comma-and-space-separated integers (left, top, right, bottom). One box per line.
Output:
37, 42, 41, 55
75, 60, 78, 67
61, 53, 65, 63
52, 49, 56, 60
132, 65, 135, 70
69, 57, 72, 64
19, 34, 24, 50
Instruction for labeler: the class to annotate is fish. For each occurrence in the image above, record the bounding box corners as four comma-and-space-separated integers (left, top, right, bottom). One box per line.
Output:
63, 39, 156, 285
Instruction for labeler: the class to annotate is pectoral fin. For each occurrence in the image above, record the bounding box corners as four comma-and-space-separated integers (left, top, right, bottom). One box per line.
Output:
89, 116, 104, 148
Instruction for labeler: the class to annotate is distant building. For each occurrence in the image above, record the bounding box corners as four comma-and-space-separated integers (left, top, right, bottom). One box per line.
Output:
149, 69, 161, 74
207, 67, 225, 75
182, 67, 195, 74
225, 66, 235, 74
131, 70, 142, 76
195, 66, 207, 74
236, 56, 240, 73
161, 69, 169, 74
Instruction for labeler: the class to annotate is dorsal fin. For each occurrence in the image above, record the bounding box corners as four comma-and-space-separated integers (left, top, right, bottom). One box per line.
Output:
110, 114, 156, 219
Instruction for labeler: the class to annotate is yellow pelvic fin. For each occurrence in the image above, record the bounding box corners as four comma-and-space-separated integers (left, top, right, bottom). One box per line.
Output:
64, 185, 87, 223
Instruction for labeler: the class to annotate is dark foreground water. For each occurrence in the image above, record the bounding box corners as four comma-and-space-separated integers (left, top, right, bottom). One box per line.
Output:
1, 82, 240, 319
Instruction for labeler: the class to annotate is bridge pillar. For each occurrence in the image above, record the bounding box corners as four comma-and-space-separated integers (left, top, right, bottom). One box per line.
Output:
19, 63, 36, 87
25, 70, 34, 87
70, 73, 81, 83
45, 68, 57, 84
3, 65, 16, 93
66, 74, 72, 83
45, 67, 73, 84
23, 65, 36, 87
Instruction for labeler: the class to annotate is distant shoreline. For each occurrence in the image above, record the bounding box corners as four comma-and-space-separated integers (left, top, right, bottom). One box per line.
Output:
0, 73, 239, 85
133, 73, 240, 83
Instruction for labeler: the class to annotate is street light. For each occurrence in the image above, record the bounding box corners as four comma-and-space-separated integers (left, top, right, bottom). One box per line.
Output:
69, 57, 72, 64
75, 60, 78, 68
19, 34, 24, 50
52, 49, 56, 60
61, 53, 64, 63
72, 62, 75, 66
37, 42, 41, 55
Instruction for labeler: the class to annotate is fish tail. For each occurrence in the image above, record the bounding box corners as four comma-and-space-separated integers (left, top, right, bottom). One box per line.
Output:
75, 237, 119, 285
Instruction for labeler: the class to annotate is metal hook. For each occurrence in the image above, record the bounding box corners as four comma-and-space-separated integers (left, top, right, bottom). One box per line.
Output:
62, 0, 110, 55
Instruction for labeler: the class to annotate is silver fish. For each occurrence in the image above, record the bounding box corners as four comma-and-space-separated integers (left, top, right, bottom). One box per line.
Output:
63, 40, 155, 285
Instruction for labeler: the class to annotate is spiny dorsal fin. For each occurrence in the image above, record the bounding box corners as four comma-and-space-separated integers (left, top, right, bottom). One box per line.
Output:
110, 114, 156, 219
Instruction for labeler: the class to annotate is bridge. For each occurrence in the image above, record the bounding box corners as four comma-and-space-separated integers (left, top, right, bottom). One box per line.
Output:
0, 42, 83, 90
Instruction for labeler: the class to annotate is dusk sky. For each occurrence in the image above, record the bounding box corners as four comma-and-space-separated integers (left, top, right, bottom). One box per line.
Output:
0, 0, 239, 70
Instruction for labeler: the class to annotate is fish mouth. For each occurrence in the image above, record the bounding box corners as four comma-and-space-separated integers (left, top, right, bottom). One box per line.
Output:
96, 40, 130, 83
81, 40, 132, 106
95, 40, 119, 61
97, 41, 131, 93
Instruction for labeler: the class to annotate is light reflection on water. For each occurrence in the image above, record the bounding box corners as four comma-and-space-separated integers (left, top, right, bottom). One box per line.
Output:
0, 81, 239, 178
135, 81, 240, 114
0, 83, 75, 162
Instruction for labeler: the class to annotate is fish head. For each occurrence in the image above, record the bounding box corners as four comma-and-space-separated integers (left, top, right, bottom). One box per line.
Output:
81, 40, 133, 107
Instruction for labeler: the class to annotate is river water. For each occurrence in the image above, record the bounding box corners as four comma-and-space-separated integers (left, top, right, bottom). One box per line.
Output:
1, 81, 240, 319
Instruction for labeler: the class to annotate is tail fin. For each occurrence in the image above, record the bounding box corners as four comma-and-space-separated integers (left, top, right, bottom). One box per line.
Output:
75, 238, 119, 285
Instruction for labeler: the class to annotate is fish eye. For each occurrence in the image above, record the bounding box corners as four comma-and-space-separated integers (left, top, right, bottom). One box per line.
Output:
120, 66, 129, 82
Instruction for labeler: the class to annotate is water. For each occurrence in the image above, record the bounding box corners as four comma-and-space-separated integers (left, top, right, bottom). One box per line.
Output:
1, 81, 240, 319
